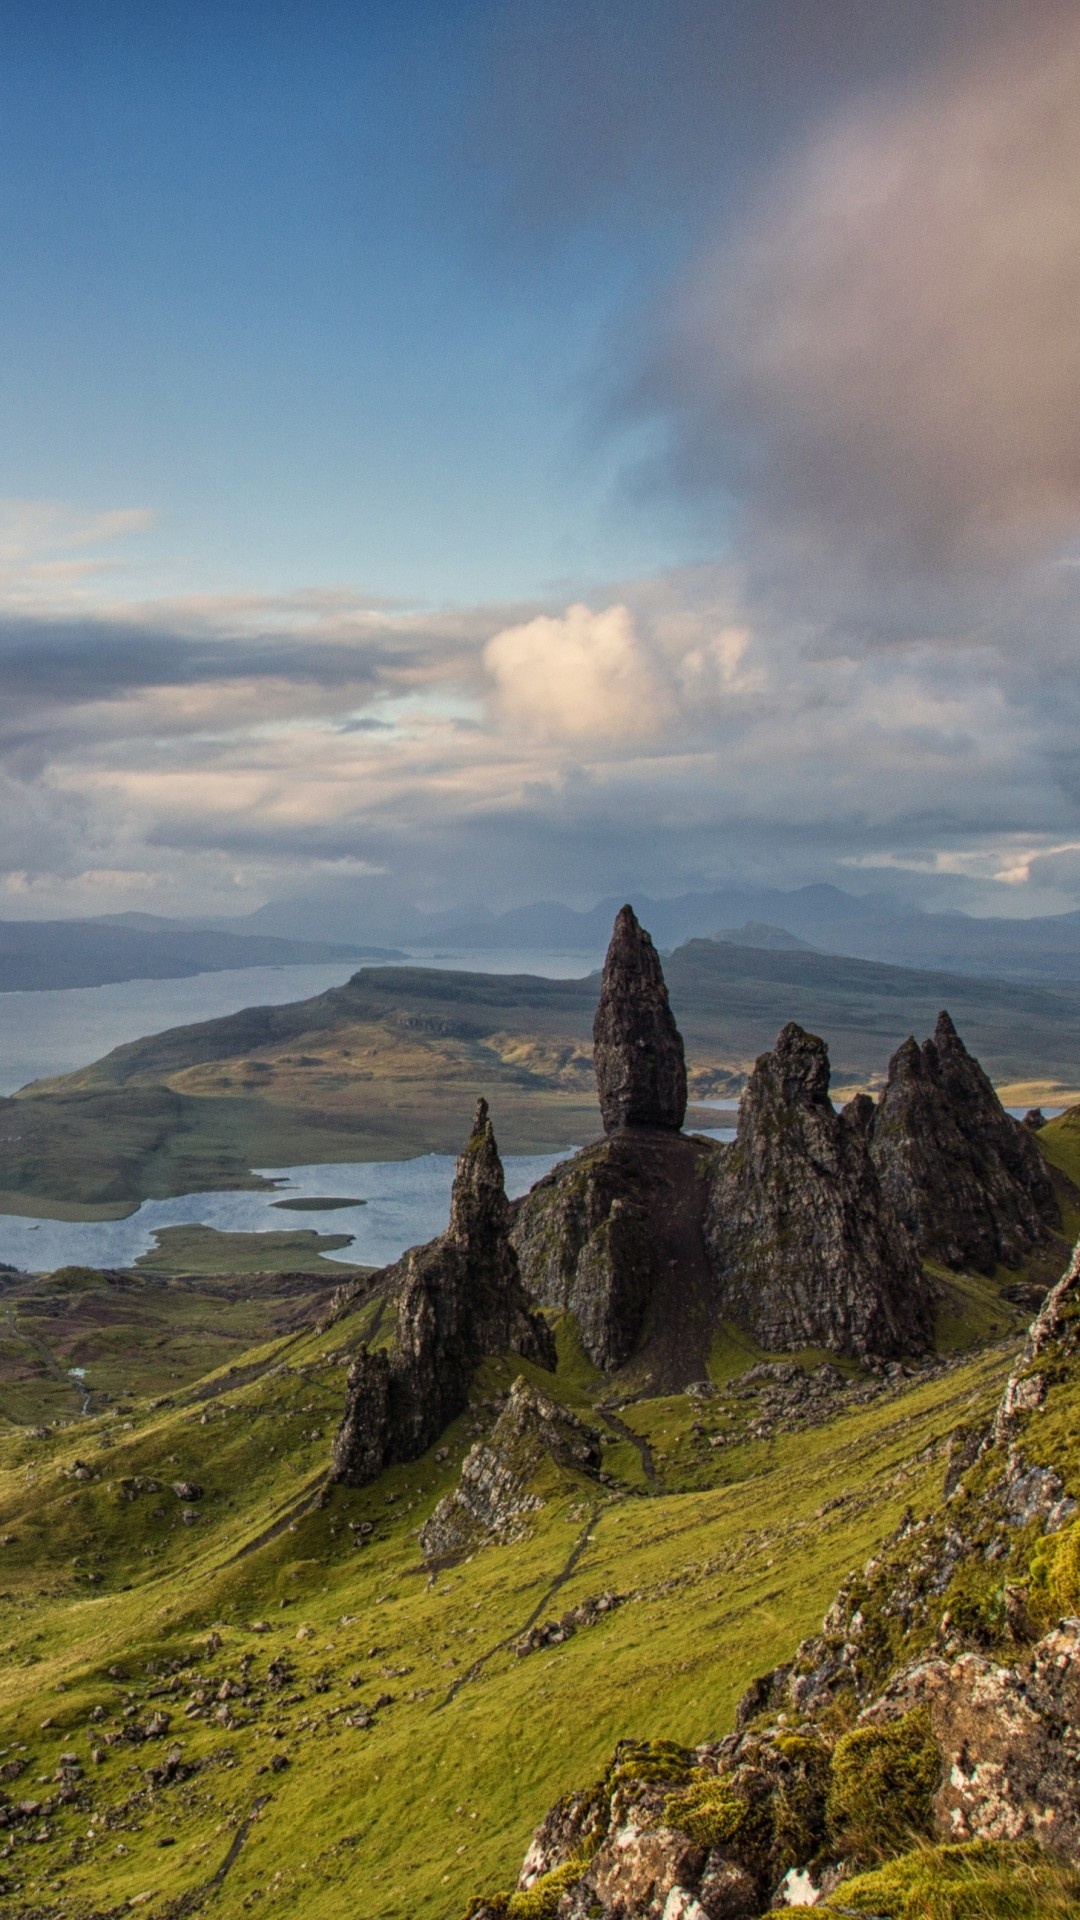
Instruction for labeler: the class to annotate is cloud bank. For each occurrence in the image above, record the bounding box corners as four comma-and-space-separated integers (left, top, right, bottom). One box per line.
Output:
6, 7, 1080, 926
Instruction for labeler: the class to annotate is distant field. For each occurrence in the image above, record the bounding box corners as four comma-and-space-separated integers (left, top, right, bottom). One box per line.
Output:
2, 938, 1079, 1212
0, 1256, 353, 1425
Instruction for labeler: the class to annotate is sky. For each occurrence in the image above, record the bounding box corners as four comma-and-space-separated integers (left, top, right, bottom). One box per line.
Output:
2, 0, 1080, 927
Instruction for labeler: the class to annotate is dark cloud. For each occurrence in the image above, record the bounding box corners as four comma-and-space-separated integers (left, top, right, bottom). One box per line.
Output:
469, 0, 1046, 237
0, 614, 401, 706
622, 6, 1080, 579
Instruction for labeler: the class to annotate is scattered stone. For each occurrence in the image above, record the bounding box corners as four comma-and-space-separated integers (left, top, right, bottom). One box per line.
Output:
514, 1591, 625, 1657
171, 1482, 202, 1501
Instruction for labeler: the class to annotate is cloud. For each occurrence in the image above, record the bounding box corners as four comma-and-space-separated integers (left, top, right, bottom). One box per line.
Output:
630, 8, 1080, 574
484, 602, 673, 742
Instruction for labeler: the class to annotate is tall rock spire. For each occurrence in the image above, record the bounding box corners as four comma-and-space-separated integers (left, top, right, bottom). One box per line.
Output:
592, 905, 687, 1134
330, 1100, 554, 1487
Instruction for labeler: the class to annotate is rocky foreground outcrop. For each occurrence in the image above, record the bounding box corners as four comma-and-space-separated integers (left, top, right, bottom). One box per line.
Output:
331, 1101, 554, 1486
466, 1242, 1080, 1920
706, 1022, 934, 1361
419, 1377, 602, 1563
861, 1010, 1059, 1273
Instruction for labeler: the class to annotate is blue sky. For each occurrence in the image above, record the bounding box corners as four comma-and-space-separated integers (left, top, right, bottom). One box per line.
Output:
0, 1, 696, 602
2, 1, 1080, 926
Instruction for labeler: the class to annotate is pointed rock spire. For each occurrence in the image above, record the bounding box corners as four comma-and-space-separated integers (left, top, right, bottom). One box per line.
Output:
448, 1097, 510, 1249
330, 1100, 554, 1487
868, 1010, 1059, 1273
592, 905, 687, 1134
706, 1021, 933, 1360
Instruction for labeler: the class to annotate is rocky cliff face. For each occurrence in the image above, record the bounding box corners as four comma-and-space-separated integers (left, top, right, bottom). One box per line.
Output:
418, 1376, 601, 1563
593, 904, 687, 1134
865, 1010, 1060, 1273
511, 1129, 721, 1377
706, 1022, 934, 1361
331, 1100, 555, 1487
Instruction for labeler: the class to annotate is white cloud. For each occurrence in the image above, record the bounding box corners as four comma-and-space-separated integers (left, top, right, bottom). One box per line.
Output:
484, 601, 674, 742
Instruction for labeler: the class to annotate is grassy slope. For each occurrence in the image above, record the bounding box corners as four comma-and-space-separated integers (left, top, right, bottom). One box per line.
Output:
0, 1294, 1022, 1920
7, 944, 1080, 1212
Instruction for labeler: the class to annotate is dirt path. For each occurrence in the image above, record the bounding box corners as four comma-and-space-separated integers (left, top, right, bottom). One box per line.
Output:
596, 1405, 657, 1484
435, 1502, 600, 1710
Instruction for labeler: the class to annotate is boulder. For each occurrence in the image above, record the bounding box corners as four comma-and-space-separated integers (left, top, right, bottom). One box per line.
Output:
706, 1022, 933, 1361
593, 905, 687, 1133
330, 1101, 554, 1486
865, 1011, 1060, 1272
863, 1625, 1080, 1855
419, 1376, 602, 1562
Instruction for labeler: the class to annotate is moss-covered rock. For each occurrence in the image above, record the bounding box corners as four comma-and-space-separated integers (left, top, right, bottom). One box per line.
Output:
826, 1707, 940, 1865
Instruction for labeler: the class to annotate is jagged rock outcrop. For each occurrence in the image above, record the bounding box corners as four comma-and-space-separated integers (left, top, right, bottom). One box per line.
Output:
418, 1376, 601, 1562
706, 1022, 934, 1361
331, 1101, 554, 1486
864, 1011, 1060, 1273
593, 905, 687, 1134
511, 1130, 721, 1376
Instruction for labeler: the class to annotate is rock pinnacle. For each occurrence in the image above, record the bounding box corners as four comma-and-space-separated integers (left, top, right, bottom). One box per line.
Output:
592, 905, 687, 1134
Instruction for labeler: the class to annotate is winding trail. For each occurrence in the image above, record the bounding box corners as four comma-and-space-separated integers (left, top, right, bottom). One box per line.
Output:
169, 1794, 272, 1916
596, 1405, 657, 1485
217, 1472, 328, 1567
434, 1502, 600, 1711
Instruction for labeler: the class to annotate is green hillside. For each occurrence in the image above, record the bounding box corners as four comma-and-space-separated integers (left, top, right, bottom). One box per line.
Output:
0, 1298, 1018, 1919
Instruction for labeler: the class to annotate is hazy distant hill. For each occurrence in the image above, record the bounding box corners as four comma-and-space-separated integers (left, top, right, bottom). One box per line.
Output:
228, 880, 1080, 987
0, 916, 401, 992
711, 921, 819, 952
5, 934, 1080, 1213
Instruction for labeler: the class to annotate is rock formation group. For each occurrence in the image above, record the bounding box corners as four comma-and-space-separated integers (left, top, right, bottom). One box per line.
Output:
331, 904, 1061, 1485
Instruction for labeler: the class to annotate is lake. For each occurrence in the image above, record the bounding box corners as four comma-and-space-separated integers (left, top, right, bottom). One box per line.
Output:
0, 1127, 736, 1273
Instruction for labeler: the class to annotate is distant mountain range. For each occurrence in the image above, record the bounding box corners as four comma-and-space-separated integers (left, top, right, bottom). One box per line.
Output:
0, 917, 401, 992
12, 881, 1080, 992
218, 880, 1080, 989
